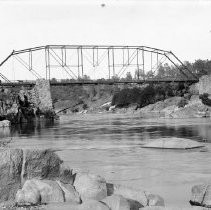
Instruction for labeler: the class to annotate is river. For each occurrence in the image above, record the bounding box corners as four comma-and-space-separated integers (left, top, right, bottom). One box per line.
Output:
1, 113, 211, 207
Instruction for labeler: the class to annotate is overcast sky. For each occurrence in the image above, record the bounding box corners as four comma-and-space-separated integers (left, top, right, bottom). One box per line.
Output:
0, 0, 211, 79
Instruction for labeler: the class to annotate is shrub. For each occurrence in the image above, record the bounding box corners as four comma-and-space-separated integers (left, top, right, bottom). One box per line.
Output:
178, 98, 188, 108
83, 103, 88, 110
199, 93, 211, 106
111, 83, 188, 108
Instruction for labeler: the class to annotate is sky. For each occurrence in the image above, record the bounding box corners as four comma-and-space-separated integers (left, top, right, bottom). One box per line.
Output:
0, 0, 211, 80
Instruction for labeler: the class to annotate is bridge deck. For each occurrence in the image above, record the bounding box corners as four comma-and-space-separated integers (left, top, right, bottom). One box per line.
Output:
0, 79, 199, 87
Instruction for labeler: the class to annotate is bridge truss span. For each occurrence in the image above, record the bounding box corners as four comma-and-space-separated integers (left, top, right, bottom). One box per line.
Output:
0, 45, 198, 83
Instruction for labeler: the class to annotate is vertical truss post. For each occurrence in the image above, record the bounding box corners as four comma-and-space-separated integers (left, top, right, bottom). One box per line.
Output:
61, 47, 66, 67
80, 47, 84, 78
61, 48, 64, 67
77, 48, 80, 79
45, 49, 48, 80
97, 47, 99, 66
142, 49, 145, 80
122, 48, 125, 66
64, 47, 66, 66
112, 47, 115, 78
127, 47, 129, 65
93, 47, 95, 67
157, 52, 159, 70
45, 46, 50, 80
151, 52, 153, 72
48, 47, 51, 80
137, 48, 139, 80
29, 50, 32, 71
108, 48, 111, 79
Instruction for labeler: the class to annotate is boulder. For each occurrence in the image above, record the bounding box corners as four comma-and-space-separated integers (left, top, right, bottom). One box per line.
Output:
0, 149, 23, 202
140, 207, 207, 210
189, 83, 199, 95
36, 179, 64, 204
140, 97, 183, 113
78, 200, 110, 210
170, 102, 209, 118
102, 195, 130, 210
0, 200, 16, 209
146, 194, 165, 207
190, 184, 211, 208
106, 183, 147, 207
56, 181, 81, 204
74, 173, 107, 201
0, 120, 11, 128
161, 105, 178, 118
16, 185, 40, 205
16, 179, 65, 205
59, 163, 74, 184
44, 203, 79, 210
142, 138, 204, 150
23, 149, 63, 180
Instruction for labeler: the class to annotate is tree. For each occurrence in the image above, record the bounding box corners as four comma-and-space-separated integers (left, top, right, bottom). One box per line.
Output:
157, 64, 165, 78
125, 72, 132, 81
193, 59, 207, 76
51, 78, 57, 83
111, 74, 120, 81
134, 69, 145, 79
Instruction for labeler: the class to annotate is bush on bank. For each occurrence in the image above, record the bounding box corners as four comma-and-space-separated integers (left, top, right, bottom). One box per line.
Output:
111, 82, 189, 108
199, 93, 211, 106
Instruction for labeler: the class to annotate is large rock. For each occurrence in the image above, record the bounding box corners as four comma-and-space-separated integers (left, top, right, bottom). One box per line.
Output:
78, 200, 110, 210
74, 173, 107, 201
140, 97, 183, 113
190, 184, 211, 207
0, 149, 23, 202
44, 203, 79, 210
102, 195, 130, 210
0, 148, 75, 204
142, 138, 204, 150
146, 194, 165, 207
140, 207, 207, 210
23, 149, 63, 180
56, 181, 81, 204
170, 102, 209, 118
16, 179, 65, 205
59, 163, 74, 184
106, 183, 147, 207
0, 120, 11, 128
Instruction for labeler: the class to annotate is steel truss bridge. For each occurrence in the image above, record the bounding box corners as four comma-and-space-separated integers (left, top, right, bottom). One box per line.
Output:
0, 45, 199, 86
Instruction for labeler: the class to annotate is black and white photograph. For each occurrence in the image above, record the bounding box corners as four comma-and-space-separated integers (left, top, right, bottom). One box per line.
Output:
0, 0, 211, 209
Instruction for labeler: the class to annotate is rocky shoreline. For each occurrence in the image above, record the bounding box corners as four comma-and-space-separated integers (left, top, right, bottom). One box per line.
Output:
0, 148, 164, 210
0, 148, 210, 210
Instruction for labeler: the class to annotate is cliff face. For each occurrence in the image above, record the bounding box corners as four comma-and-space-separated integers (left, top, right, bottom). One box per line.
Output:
0, 79, 54, 124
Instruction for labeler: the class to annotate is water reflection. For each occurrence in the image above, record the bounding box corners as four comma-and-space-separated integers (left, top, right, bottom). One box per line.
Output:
0, 119, 57, 138
0, 115, 210, 143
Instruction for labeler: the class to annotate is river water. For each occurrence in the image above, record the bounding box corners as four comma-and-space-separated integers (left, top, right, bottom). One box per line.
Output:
1, 113, 211, 207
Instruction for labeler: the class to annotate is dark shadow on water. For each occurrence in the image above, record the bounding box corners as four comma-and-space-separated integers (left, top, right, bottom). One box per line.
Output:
0, 119, 58, 138
0, 116, 210, 143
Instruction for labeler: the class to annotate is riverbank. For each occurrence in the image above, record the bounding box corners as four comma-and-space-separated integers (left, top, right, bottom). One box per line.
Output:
54, 75, 211, 119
